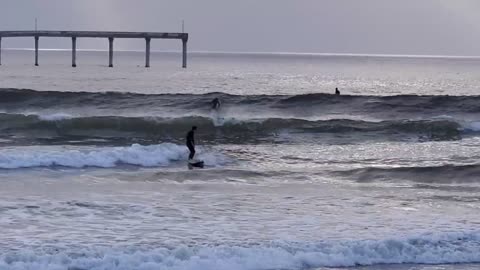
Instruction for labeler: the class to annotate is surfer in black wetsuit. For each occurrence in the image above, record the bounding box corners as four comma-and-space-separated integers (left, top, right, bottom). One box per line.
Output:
186, 126, 197, 160
211, 98, 221, 110
335, 88, 340, 95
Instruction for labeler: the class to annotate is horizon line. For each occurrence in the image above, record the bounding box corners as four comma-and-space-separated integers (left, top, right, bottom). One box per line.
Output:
3, 48, 480, 60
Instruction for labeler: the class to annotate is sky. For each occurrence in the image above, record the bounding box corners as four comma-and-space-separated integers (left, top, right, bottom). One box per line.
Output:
1, 0, 480, 56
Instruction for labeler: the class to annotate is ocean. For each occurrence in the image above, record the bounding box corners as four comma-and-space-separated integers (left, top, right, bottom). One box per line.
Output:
0, 50, 480, 270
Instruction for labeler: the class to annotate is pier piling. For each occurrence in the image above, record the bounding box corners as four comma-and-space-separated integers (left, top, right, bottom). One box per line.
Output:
145, 37, 151, 68
182, 39, 187, 68
34, 36, 39, 66
71, 37, 77, 67
108, 37, 114, 68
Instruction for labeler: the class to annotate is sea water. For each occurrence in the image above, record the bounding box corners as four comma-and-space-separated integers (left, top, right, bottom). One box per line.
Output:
0, 50, 480, 270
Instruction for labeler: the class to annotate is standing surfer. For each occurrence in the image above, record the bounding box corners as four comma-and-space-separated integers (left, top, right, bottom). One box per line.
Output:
186, 126, 197, 160
211, 98, 221, 110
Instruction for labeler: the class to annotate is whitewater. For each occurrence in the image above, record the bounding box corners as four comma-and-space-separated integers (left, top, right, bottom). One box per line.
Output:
1, 50, 480, 270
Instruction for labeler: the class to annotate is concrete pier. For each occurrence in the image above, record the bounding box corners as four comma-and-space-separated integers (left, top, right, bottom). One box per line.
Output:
145, 37, 151, 68
0, 31, 189, 68
71, 37, 77, 67
34, 36, 39, 66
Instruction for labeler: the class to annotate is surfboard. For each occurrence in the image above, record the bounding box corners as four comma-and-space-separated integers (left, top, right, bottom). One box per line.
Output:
188, 159, 204, 169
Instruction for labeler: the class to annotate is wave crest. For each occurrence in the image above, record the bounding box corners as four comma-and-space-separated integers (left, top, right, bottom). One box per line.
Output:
334, 164, 480, 183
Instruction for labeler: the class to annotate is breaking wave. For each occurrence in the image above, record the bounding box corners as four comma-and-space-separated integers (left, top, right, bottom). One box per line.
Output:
0, 143, 225, 169
1, 232, 479, 269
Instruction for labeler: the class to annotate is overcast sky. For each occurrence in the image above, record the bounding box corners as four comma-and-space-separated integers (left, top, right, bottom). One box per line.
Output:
1, 0, 480, 56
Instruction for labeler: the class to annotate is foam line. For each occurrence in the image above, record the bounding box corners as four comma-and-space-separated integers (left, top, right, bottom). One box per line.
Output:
0, 144, 224, 169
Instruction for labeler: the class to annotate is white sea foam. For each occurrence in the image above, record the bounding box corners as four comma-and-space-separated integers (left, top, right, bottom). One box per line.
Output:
17, 111, 77, 121
0, 144, 226, 169
36, 112, 75, 121
466, 121, 480, 132
0, 232, 479, 270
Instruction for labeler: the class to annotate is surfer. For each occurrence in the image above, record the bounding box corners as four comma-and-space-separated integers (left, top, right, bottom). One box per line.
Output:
211, 98, 221, 110
335, 88, 341, 95
186, 126, 197, 160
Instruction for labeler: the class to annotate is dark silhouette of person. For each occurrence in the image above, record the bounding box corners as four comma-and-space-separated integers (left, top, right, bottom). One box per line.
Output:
186, 126, 197, 160
211, 98, 221, 110
335, 88, 340, 95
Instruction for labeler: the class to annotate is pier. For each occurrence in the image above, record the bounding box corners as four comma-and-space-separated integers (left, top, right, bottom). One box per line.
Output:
0, 31, 189, 68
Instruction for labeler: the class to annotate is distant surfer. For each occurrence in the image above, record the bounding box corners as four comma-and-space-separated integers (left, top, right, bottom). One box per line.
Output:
186, 126, 197, 160
211, 98, 221, 110
335, 88, 340, 95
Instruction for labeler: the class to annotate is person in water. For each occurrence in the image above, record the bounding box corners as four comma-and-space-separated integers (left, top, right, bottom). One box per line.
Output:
335, 88, 341, 95
211, 98, 221, 110
186, 126, 197, 160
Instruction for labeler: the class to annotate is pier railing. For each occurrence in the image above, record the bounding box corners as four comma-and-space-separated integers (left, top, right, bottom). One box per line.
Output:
0, 31, 189, 68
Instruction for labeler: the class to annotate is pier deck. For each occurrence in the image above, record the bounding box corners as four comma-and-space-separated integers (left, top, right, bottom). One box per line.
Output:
0, 31, 189, 68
